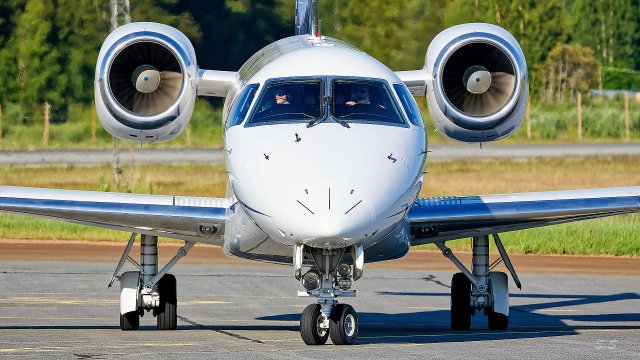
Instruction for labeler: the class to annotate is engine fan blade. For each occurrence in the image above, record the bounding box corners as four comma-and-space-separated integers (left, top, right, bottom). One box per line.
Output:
459, 72, 516, 116
462, 94, 483, 116
155, 71, 182, 105
490, 72, 516, 95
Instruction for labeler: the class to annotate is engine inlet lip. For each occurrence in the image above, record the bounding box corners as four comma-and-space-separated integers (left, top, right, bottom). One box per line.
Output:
432, 32, 527, 131
98, 31, 191, 130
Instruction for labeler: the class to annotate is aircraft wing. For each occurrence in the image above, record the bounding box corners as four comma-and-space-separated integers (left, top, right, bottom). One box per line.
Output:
0, 186, 231, 245
408, 187, 640, 246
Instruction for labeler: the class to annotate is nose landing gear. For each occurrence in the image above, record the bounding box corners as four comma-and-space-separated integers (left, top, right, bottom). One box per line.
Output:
295, 244, 363, 345
300, 304, 329, 345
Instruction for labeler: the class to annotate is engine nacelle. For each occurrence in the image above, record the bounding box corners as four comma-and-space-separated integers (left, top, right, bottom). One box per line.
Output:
95, 22, 197, 142
425, 23, 528, 142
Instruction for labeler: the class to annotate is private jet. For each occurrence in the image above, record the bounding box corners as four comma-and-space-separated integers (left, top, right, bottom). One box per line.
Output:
1, 0, 638, 345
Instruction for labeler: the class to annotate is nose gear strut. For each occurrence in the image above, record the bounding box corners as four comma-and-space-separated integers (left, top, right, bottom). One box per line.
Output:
295, 243, 363, 345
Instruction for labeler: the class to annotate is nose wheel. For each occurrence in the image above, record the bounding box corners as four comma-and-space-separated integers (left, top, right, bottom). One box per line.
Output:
328, 304, 358, 345
299, 303, 359, 345
295, 244, 363, 345
300, 304, 329, 345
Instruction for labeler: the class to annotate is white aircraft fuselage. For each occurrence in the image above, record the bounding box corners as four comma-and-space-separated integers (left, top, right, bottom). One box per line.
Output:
222, 36, 425, 263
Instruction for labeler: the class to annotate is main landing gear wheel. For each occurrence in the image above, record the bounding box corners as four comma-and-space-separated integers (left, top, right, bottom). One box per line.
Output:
156, 274, 177, 330
450, 272, 472, 330
300, 304, 329, 345
488, 311, 508, 330
120, 311, 139, 331
329, 304, 358, 345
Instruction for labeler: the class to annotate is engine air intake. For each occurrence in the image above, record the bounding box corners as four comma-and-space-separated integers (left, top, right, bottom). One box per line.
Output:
424, 23, 528, 143
95, 22, 198, 143
109, 41, 183, 115
442, 43, 515, 117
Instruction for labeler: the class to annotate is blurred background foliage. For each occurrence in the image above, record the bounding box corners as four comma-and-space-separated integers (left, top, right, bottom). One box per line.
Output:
1, 0, 640, 148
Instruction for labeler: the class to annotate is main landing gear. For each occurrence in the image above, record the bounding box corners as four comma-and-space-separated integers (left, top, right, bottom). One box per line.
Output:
295, 244, 364, 345
437, 234, 521, 331
108, 233, 194, 331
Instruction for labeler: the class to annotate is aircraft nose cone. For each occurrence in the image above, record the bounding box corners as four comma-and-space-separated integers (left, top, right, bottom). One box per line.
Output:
282, 184, 376, 248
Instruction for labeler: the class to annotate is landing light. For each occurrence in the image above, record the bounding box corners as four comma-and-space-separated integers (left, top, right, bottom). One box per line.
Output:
302, 270, 321, 290
337, 264, 351, 276
338, 277, 352, 290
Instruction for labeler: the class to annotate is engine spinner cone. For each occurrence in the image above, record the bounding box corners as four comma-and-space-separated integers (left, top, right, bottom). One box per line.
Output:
132, 65, 161, 94
463, 65, 491, 94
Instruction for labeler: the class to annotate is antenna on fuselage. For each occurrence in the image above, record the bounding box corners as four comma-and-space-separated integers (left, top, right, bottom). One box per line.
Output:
295, 0, 320, 36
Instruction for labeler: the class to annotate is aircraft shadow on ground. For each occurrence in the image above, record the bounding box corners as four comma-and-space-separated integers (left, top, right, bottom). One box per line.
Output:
1, 281, 638, 345
255, 290, 640, 345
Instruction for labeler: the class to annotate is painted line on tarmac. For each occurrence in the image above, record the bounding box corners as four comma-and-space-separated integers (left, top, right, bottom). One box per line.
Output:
0, 297, 119, 305
0, 347, 65, 354
0, 297, 231, 306
0, 343, 200, 355
0, 316, 108, 321
178, 300, 231, 305
403, 306, 448, 310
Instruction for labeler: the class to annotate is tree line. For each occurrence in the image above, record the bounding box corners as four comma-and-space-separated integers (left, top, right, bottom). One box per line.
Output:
1, 0, 640, 124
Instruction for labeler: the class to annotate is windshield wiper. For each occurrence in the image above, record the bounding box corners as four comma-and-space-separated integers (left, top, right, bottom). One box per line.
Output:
306, 117, 324, 128
333, 118, 350, 128
307, 95, 332, 128
307, 95, 350, 128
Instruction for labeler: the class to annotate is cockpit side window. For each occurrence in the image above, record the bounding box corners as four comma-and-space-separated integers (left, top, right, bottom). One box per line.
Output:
247, 79, 322, 125
333, 80, 404, 125
393, 84, 424, 127
226, 83, 259, 129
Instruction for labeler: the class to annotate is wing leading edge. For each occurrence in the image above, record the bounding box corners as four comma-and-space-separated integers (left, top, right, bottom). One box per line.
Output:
0, 186, 231, 245
408, 187, 640, 246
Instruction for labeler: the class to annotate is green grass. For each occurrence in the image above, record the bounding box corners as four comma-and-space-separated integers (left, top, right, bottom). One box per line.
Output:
0, 158, 638, 256
2, 97, 640, 149
0, 99, 224, 150
0, 213, 124, 241
416, 214, 640, 256
424, 96, 640, 144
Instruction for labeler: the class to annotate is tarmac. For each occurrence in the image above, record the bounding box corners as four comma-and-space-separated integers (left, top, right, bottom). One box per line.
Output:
1, 143, 640, 165
0, 241, 638, 359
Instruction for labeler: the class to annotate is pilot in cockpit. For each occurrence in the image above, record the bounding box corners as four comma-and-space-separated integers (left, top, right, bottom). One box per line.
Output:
274, 87, 291, 105
346, 85, 370, 106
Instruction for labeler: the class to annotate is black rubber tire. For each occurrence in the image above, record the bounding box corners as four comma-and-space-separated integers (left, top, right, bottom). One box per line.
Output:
120, 311, 139, 331
488, 311, 509, 330
157, 274, 177, 330
329, 304, 358, 345
451, 272, 472, 330
300, 304, 329, 345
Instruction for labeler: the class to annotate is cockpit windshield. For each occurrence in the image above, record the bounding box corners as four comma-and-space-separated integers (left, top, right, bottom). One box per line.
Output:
246, 77, 406, 127
248, 79, 322, 125
333, 80, 404, 124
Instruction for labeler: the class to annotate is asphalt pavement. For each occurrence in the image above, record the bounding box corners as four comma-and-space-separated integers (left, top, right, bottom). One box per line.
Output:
0, 259, 638, 359
1, 143, 640, 165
